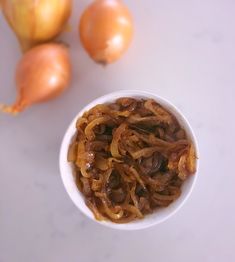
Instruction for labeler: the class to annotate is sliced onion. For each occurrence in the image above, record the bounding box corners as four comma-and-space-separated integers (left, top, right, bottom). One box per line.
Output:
110, 123, 127, 158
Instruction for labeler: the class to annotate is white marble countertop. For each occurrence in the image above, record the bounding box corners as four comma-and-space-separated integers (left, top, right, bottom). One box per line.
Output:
1, 0, 235, 261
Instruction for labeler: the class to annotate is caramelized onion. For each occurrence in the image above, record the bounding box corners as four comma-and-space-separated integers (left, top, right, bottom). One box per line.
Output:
68, 98, 197, 223
85, 116, 111, 140
144, 99, 174, 125
100, 197, 124, 220
110, 123, 127, 158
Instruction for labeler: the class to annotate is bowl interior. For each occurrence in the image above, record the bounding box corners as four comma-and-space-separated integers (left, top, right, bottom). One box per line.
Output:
59, 90, 199, 230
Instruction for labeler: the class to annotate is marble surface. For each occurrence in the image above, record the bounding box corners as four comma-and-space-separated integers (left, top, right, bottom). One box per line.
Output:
0, 0, 235, 261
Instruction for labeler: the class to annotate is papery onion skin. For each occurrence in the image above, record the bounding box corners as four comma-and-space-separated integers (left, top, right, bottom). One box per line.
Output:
1, 43, 71, 114
1, 0, 72, 51
79, 0, 134, 64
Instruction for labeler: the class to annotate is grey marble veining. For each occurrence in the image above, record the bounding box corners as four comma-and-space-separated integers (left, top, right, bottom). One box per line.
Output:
1, 0, 235, 261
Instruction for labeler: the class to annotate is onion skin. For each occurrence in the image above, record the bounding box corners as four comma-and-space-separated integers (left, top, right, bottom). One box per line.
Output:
1, 43, 71, 114
1, 0, 72, 52
79, 0, 134, 64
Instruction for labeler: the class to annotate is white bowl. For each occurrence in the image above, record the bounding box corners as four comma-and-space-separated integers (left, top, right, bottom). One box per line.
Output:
59, 90, 199, 230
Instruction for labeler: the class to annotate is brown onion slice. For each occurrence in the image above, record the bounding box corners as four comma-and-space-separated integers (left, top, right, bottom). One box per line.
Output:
110, 123, 127, 158
85, 116, 112, 140
122, 204, 143, 218
144, 100, 173, 125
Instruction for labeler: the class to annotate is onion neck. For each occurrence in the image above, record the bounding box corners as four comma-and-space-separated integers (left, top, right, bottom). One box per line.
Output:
0, 99, 27, 115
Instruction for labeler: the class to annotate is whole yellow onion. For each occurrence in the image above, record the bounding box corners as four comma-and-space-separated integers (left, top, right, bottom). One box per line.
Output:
1, 0, 72, 52
79, 0, 134, 64
1, 43, 71, 114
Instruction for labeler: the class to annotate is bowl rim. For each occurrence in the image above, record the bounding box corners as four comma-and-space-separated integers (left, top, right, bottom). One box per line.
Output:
59, 90, 199, 230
